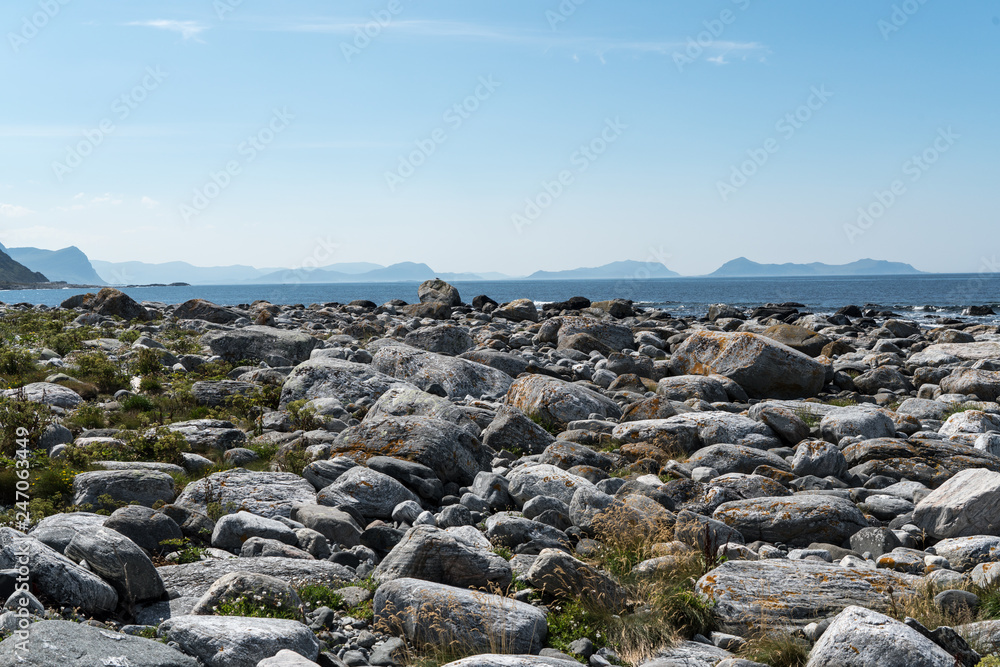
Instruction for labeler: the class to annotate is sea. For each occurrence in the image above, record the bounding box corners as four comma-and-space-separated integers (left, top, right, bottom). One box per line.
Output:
2, 274, 999, 325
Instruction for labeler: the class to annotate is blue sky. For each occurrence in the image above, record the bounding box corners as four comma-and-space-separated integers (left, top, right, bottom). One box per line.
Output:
0, 0, 997, 276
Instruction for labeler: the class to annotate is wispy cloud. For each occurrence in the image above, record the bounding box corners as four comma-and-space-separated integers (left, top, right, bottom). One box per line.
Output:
126, 20, 207, 41
54, 193, 123, 212
141, 196, 159, 209
252, 18, 768, 62
0, 203, 33, 218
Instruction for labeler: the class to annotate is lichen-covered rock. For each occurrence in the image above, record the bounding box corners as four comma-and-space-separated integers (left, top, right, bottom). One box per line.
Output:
1, 381, 84, 408
712, 496, 868, 547
279, 357, 411, 407
669, 330, 826, 399
0, 537, 118, 614
374, 525, 512, 590
697, 559, 920, 634
73, 469, 176, 509
372, 343, 513, 399
505, 375, 621, 430
175, 469, 316, 519
805, 606, 956, 666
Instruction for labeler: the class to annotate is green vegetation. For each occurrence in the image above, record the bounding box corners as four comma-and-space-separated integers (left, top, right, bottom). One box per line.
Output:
0, 395, 51, 457
64, 427, 189, 467
159, 538, 207, 564
69, 351, 127, 394
296, 583, 344, 610
738, 633, 810, 667
215, 595, 301, 620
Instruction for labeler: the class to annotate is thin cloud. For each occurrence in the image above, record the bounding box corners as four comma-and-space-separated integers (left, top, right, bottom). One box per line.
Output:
127, 20, 207, 41
141, 196, 159, 209
0, 204, 33, 218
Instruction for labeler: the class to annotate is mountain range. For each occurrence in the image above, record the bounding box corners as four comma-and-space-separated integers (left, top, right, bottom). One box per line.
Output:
0, 242, 926, 286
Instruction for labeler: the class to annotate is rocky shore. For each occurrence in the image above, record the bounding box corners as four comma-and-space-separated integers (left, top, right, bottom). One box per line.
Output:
2, 281, 1000, 666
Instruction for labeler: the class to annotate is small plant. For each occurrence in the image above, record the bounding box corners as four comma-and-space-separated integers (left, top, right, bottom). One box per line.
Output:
64, 427, 189, 467
738, 633, 810, 667
546, 599, 608, 655
120, 394, 155, 412
70, 351, 127, 394
133, 347, 164, 376
0, 348, 42, 387
118, 330, 141, 345
295, 583, 344, 611
66, 403, 108, 431
793, 408, 821, 428
159, 538, 207, 564
0, 395, 52, 457
286, 399, 322, 431
215, 594, 302, 620
139, 376, 164, 394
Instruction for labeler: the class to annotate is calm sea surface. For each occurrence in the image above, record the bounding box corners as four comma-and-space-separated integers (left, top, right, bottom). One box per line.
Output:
2, 274, 999, 323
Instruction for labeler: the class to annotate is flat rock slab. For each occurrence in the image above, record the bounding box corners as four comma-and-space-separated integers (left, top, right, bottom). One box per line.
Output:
844, 438, 1000, 487
712, 495, 868, 547
201, 325, 319, 363
442, 656, 581, 667
696, 559, 921, 635
159, 614, 319, 667
0, 619, 198, 666
920, 341, 1000, 362
175, 469, 316, 519
643, 641, 735, 667
158, 556, 354, 600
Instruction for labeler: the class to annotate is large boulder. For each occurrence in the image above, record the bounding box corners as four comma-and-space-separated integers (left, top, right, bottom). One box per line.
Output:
505, 375, 621, 431
556, 317, 634, 352
374, 578, 547, 655
372, 344, 513, 399
418, 278, 462, 306
684, 444, 790, 476
73, 469, 175, 509
159, 615, 319, 667
201, 326, 318, 363
1, 382, 83, 408
289, 505, 362, 548
175, 469, 317, 519
805, 606, 957, 667
173, 298, 241, 324
481, 405, 555, 456
317, 466, 420, 520
330, 416, 493, 486
75, 287, 151, 321
712, 496, 868, 547
913, 468, 1000, 539
820, 405, 897, 443
507, 463, 596, 507
669, 331, 826, 399
374, 525, 512, 590
940, 410, 1000, 438
525, 548, 627, 608
494, 299, 539, 323
29, 512, 106, 554
0, 620, 198, 666
940, 368, 1000, 402
211, 511, 298, 552
404, 324, 473, 355
65, 527, 165, 604
280, 356, 411, 407
0, 537, 118, 614
157, 557, 352, 604
161, 419, 247, 453
697, 559, 920, 634
761, 324, 830, 358
366, 385, 481, 436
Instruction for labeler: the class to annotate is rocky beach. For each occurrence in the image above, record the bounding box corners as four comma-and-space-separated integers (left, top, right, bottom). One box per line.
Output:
1, 279, 1000, 667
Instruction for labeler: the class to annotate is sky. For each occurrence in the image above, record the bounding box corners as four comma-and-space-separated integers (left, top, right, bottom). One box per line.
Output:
0, 0, 997, 277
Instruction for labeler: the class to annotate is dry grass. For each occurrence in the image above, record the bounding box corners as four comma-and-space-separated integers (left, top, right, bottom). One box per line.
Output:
738, 631, 810, 667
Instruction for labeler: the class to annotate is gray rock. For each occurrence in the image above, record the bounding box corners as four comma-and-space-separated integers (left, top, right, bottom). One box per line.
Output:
404, 324, 474, 355
280, 357, 412, 407
940, 410, 1000, 438
556, 316, 635, 351
913, 468, 1000, 539
374, 525, 512, 589
684, 444, 790, 476
439, 657, 580, 667
190, 571, 304, 618
289, 505, 362, 548
190, 380, 258, 407
29, 511, 106, 554
157, 556, 354, 601
485, 514, 571, 552
459, 349, 531, 379
805, 605, 955, 666
656, 375, 729, 403
105, 505, 184, 555
159, 614, 320, 667
331, 416, 493, 486
493, 298, 539, 323
505, 374, 621, 430
418, 278, 462, 306
176, 469, 317, 519
65, 527, 165, 604
0, 537, 118, 614
481, 405, 555, 456
611, 419, 700, 456
750, 404, 811, 444
668, 412, 781, 450
1, 381, 83, 408
257, 649, 322, 666
202, 325, 319, 363
697, 559, 920, 634
366, 385, 481, 436
212, 511, 299, 552
940, 367, 1000, 401
644, 642, 736, 666
372, 343, 513, 399
374, 578, 547, 655
508, 463, 596, 507
525, 548, 628, 608
317, 466, 419, 520
0, 619, 198, 666
73, 469, 176, 509
792, 440, 849, 478
849, 527, 902, 559
932, 535, 1000, 573
713, 495, 868, 547
820, 405, 896, 443
669, 330, 826, 399
301, 457, 358, 491
241, 536, 315, 559
163, 419, 248, 452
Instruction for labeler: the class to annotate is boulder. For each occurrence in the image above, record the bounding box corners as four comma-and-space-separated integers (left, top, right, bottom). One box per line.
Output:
28, 512, 106, 554
712, 496, 868, 547
439, 657, 580, 667
374, 578, 547, 655
508, 463, 596, 507
481, 405, 555, 456
697, 559, 920, 634
1, 382, 83, 408
932, 536, 1000, 573
73, 469, 175, 509
372, 344, 513, 399
556, 317, 634, 352
791, 440, 849, 479
853, 366, 914, 395
83, 288, 151, 321
505, 375, 621, 430
201, 326, 318, 363
366, 385, 480, 436
0, 537, 118, 614
656, 375, 729, 403
418, 279, 461, 306
289, 505, 362, 548
940, 410, 1000, 438
173, 298, 241, 324
330, 416, 493, 486
374, 525, 512, 590
280, 357, 410, 407
805, 606, 956, 667
190, 572, 304, 619
317, 466, 420, 520
159, 615, 319, 667
494, 299, 539, 323
65, 527, 165, 604
0, 619, 198, 666
459, 350, 531, 379
684, 444, 790, 476
761, 324, 830, 358
162, 419, 247, 453
190, 381, 258, 407
404, 324, 473, 355
669, 331, 826, 399
820, 405, 896, 443
211, 511, 298, 552
941, 368, 1000, 401
157, 557, 353, 601
175, 469, 317, 519
525, 548, 628, 608
913, 468, 1000, 539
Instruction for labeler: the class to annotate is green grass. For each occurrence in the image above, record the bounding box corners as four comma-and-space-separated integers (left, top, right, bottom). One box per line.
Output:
215, 596, 301, 620
295, 583, 344, 610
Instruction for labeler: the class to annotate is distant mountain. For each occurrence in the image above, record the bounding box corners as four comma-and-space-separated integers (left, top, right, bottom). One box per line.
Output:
526, 260, 680, 281
709, 257, 924, 277
93, 260, 283, 285
0, 246, 48, 284
2, 245, 104, 284
253, 261, 491, 284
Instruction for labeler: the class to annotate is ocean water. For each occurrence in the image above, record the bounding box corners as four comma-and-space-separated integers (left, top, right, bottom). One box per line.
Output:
2, 274, 999, 323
